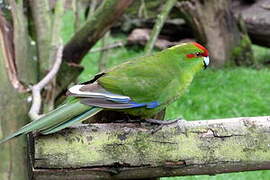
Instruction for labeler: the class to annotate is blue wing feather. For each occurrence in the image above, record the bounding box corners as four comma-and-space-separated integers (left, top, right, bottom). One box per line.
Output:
80, 97, 160, 109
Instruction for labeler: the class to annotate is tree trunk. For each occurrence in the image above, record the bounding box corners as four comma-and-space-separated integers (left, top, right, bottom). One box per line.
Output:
0, 9, 31, 180
33, 116, 270, 179
177, 0, 255, 67
29, 0, 52, 77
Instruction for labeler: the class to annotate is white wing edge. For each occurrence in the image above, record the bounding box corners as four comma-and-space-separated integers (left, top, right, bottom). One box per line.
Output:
68, 85, 131, 100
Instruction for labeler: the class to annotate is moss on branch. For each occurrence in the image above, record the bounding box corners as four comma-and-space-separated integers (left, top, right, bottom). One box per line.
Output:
33, 116, 270, 179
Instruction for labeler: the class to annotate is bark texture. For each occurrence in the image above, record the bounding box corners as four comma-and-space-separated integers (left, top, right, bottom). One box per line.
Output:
0, 10, 30, 180
177, 0, 254, 67
29, 0, 52, 76
33, 116, 270, 180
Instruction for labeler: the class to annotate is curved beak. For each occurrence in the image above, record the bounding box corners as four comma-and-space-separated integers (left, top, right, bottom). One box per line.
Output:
203, 56, 210, 69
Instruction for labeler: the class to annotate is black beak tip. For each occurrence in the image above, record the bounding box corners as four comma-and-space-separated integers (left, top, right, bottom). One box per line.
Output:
203, 61, 207, 69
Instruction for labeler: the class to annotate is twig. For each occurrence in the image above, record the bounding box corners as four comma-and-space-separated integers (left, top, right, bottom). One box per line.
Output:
144, 0, 177, 55
87, 0, 98, 20
138, 0, 148, 18
90, 40, 126, 53
28, 45, 63, 120
44, 0, 65, 112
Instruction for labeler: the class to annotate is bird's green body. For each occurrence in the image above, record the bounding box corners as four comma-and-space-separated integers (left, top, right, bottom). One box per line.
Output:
99, 44, 205, 117
0, 42, 209, 144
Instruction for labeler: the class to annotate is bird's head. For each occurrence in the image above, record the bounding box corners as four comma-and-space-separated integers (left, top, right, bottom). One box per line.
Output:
168, 42, 210, 70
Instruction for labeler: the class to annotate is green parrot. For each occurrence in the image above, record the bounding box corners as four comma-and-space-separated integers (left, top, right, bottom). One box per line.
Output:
0, 42, 209, 144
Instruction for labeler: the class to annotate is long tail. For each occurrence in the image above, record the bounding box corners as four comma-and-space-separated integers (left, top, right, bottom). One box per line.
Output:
0, 102, 102, 144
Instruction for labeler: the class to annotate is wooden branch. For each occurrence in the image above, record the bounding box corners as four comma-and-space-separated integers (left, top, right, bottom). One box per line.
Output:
87, 0, 98, 20
62, 0, 134, 64
43, 0, 65, 112
144, 0, 177, 55
9, 0, 37, 85
0, 8, 28, 92
90, 40, 126, 53
73, 0, 82, 31
33, 116, 270, 179
29, 0, 52, 75
0, 9, 30, 180
28, 45, 63, 120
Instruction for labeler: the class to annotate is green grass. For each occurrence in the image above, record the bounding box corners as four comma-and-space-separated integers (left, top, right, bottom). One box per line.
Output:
61, 9, 270, 180
253, 45, 270, 64
165, 67, 270, 120
163, 170, 270, 180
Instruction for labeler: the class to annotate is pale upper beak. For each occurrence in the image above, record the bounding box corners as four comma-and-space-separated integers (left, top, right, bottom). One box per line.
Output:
203, 56, 210, 69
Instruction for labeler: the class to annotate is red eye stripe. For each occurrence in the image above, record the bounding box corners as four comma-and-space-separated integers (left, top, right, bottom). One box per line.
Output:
186, 54, 195, 58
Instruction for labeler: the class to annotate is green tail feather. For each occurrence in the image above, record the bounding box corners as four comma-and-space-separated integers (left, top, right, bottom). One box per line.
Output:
41, 107, 102, 135
0, 130, 25, 145
0, 102, 98, 144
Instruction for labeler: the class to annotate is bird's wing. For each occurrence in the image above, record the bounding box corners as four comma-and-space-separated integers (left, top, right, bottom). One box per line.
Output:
67, 83, 159, 109
97, 54, 178, 104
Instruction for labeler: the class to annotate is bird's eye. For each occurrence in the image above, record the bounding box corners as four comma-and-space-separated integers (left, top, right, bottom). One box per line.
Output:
186, 52, 203, 59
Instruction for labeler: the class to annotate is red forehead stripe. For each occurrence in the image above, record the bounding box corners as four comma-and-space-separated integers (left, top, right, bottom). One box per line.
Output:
193, 42, 209, 57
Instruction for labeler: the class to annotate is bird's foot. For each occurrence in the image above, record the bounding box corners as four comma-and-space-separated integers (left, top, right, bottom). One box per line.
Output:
143, 118, 182, 134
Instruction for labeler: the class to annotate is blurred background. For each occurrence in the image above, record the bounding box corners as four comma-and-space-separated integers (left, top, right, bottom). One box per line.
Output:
0, 0, 270, 179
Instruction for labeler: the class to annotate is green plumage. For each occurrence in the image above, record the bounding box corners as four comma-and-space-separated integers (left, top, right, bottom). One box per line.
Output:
98, 43, 205, 116
0, 42, 208, 144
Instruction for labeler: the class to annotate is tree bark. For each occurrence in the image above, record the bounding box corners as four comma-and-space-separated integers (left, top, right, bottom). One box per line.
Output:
177, 0, 254, 67
9, 0, 37, 84
0, 10, 30, 180
33, 116, 270, 179
29, 0, 52, 77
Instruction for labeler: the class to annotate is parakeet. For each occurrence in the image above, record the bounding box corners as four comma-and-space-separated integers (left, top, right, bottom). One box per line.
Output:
0, 42, 209, 144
